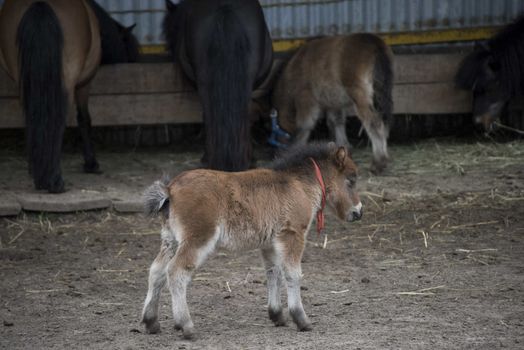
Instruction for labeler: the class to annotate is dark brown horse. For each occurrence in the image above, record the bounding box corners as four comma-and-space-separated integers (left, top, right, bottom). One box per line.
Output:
0, 0, 139, 193
141, 142, 363, 338
271, 34, 394, 174
164, 0, 273, 172
455, 15, 524, 132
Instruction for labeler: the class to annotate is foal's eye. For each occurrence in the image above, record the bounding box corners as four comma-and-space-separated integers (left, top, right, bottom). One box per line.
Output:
346, 177, 356, 187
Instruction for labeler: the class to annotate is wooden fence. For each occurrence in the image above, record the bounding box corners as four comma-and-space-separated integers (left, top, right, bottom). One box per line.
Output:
0, 53, 472, 128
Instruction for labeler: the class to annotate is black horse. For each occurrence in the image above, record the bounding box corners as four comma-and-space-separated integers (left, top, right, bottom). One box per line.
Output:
455, 15, 524, 131
164, 0, 273, 171
87, 0, 139, 64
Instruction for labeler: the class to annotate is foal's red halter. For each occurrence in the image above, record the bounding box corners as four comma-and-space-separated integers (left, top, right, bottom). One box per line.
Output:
309, 158, 326, 235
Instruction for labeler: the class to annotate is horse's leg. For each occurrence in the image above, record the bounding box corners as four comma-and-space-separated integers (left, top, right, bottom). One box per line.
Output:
353, 97, 389, 174
326, 109, 350, 149
261, 246, 286, 327
75, 84, 100, 173
141, 238, 176, 334
293, 98, 321, 146
276, 230, 311, 331
167, 235, 217, 339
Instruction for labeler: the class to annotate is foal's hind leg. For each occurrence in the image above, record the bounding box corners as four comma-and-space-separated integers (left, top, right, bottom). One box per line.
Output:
141, 238, 176, 334
354, 99, 389, 174
261, 246, 286, 326
293, 97, 321, 146
167, 234, 218, 339
326, 109, 350, 149
75, 84, 100, 173
277, 230, 312, 331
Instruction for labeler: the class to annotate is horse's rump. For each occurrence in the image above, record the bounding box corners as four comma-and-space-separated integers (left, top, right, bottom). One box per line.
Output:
164, 0, 273, 172
0, 0, 101, 192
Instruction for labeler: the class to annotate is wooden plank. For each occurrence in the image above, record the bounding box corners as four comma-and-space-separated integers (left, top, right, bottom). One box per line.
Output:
88, 93, 202, 126
0, 93, 202, 128
89, 63, 194, 95
393, 54, 465, 84
393, 82, 471, 114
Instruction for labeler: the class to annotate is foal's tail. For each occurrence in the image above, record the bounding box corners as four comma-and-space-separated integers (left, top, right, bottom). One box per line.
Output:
372, 41, 394, 131
17, 2, 67, 192
203, 5, 251, 171
144, 176, 170, 217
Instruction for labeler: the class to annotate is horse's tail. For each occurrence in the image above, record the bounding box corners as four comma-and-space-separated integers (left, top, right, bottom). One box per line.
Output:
17, 2, 66, 192
144, 176, 171, 218
203, 5, 251, 171
372, 42, 394, 131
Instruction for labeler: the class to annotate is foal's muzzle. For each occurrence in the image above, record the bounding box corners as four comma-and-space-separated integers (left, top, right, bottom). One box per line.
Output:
348, 202, 363, 222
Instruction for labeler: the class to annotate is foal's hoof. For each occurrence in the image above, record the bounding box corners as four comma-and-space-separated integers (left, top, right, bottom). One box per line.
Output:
297, 322, 313, 332
182, 326, 195, 340
269, 309, 286, 327
144, 321, 161, 334
370, 159, 388, 175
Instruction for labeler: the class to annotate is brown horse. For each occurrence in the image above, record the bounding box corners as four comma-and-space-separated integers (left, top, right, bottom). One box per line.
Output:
141, 142, 363, 339
271, 34, 394, 174
0, 0, 128, 193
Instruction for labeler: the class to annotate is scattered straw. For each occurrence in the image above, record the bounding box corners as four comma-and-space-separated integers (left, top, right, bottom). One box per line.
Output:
418, 230, 428, 248
330, 289, 350, 294
396, 285, 446, 296
26, 289, 65, 293
493, 121, 524, 135
226, 281, 232, 293
456, 248, 498, 253
322, 235, 328, 249
448, 221, 499, 230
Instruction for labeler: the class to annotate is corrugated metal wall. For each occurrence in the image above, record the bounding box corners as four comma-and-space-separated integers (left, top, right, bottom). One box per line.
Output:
96, 0, 524, 46
1, 0, 522, 45
261, 0, 524, 39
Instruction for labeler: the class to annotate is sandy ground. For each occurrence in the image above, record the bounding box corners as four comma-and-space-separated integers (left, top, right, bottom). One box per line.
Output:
1, 138, 523, 349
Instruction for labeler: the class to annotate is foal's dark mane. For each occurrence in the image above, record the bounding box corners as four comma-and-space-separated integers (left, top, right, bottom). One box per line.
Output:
455, 15, 524, 95
270, 142, 333, 172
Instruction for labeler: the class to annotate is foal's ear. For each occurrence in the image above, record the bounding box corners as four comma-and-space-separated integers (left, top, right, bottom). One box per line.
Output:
335, 146, 347, 169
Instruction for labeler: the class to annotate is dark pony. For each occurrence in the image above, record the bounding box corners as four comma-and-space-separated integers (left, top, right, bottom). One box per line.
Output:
455, 15, 524, 131
86, 0, 139, 64
163, 0, 273, 171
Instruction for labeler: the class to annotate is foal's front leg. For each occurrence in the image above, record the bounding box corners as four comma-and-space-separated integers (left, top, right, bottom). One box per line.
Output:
261, 246, 286, 326
277, 230, 312, 331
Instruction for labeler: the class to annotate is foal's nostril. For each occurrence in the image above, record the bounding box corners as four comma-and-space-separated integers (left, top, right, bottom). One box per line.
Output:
352, 209, 363, 221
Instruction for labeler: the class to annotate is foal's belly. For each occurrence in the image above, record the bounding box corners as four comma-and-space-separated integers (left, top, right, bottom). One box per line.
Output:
313, 82, 352, 109
218, 226, 275, 251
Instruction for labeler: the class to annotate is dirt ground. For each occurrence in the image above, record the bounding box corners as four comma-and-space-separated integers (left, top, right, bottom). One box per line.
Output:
1, 138, 523, 349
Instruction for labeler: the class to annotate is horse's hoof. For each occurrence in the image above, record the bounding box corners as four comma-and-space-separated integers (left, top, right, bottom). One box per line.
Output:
84, 161, 102, 174
47, 177, 65, 193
